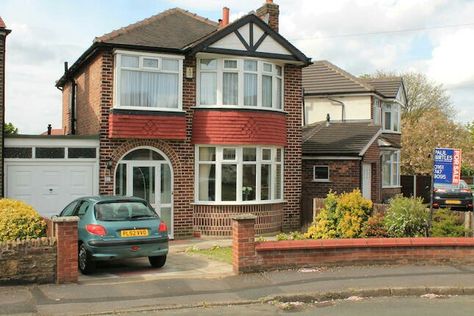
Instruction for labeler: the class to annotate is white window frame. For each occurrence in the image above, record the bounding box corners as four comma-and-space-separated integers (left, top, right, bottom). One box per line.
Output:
313, 165, 330, 182
194, 145, 284, 204
196, 56, 284, 111
373, 98, 382, 125
382, 150, 400, 188
113, 50, 184, 112
382, 102, 401, 133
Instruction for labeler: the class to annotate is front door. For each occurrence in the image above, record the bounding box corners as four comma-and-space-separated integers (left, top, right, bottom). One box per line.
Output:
362, 163, 372, 200
116, 149, 173, 238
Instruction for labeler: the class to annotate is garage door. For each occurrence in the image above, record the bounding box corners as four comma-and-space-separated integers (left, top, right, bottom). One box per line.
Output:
6, 163, 96, 218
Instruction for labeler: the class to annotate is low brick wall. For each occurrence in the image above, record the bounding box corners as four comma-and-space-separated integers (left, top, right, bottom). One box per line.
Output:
232, 216, 474, 273
0, 238, 57, 284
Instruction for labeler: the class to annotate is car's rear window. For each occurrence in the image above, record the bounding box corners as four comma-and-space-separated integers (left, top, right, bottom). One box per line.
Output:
434, 180, 468, 190
95, 201, 158, 221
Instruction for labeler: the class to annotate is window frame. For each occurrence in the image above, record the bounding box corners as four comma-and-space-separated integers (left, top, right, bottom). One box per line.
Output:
382, 150, 401, 188
196, 56, 284, 111
113, 50, 184, 112
373, 98, 382, 125
313, 165, 330, 182
195, 145, 284, 204
382, 102, 401, 132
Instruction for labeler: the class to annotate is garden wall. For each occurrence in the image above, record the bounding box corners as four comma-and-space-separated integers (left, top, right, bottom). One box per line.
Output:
0, 238, 56, 284
232, 215, 474, 273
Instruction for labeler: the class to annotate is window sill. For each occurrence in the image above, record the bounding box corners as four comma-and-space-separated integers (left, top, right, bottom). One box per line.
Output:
193, 105, 287, 114
192, 200, 286, 206
111, 107, 186, 116
381, 130, 402, 135
312, 179, 331, 183
113, 106, 184, 113
382, 185, 402, 189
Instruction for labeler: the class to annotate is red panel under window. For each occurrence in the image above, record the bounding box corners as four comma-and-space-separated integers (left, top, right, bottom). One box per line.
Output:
192, 110, 287, 146
109, 113, 186, 140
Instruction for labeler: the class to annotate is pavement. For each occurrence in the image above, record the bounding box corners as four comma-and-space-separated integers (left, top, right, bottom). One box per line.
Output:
2, 238, 474, 315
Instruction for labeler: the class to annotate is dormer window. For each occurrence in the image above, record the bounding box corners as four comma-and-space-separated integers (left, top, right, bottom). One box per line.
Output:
114, 51, 183, 111
198, 57, 283, 110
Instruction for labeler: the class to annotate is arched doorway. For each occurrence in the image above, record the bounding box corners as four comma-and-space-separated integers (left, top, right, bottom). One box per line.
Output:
115, 147, 173, 238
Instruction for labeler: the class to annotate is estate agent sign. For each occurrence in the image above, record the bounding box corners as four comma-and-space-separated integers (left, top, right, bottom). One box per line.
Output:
433, 148, 462, 185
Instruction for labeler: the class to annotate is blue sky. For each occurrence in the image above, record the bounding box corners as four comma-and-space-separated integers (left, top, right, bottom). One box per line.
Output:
1, 0, 473, 134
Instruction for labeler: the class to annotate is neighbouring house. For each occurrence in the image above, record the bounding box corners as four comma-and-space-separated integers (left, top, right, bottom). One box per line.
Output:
301, 60, 405, 221
0, 17, 11, 197
44, 0, 309, 238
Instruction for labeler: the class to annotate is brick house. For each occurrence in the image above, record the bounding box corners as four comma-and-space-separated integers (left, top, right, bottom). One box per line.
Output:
0, 18, 11, 197
301, 61, 405, 217
55, 1, 310, 238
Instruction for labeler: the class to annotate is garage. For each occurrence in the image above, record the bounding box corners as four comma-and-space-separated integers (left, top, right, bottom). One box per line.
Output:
4, 135, 99, 217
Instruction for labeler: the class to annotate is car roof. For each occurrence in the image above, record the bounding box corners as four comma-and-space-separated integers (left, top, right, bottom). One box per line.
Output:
78, 196, 148, 203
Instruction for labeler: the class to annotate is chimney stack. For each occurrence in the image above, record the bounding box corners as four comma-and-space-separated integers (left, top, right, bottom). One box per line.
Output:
220, 7, 230, 27
256, 0, 279, 32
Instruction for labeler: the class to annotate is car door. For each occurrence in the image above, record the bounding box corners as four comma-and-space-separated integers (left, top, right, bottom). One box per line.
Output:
73, 200, 92, 241
59, 200, 80, 217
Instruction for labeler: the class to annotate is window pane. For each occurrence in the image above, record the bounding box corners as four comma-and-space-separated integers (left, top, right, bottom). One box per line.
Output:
200, 59, 217, 70
262, 148, 271, 161
262, 75, 272, 107
115, 163, 127, 195
123, 149, 164, 160
276, 77, 282, 109
161, 163, 172, 204
143, 58, 158, 68
244, 73, 257, 106
4, 147, 32, 158
156, 73, 178, 108
36, 147, 65, 159
121, 55, 139, 68
222, 164, 237, 201
276, 65, 282, 76
199, 164, 215, 201
276, 149, 282, 162
263, 63, 272, 72
314, 166, 329, 180
223, 148, 236, 160
224, 60, 237, 68
162, 59, 179, 71
199, 147, 216, 161
120, 69, 141, 107
244, 60, 257, 71
200, 72, 217, 105
223, 72, 238, 105
243, 148, 257, 161
261, 164, 271, 200
384, 111, 391, 130
242, 165, 256, 201
382, 154, 391, 186
68, 148, 96, 159
276, 164, 282, 199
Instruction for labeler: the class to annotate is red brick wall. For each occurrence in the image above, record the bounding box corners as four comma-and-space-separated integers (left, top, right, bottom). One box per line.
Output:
192, 109, 286, 146
283, 64, 303, 231
54, 217, 79, 283
109, 112, 186, 140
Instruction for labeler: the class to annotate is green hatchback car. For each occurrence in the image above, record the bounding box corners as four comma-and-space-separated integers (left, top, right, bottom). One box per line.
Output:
58, 196, 169, 274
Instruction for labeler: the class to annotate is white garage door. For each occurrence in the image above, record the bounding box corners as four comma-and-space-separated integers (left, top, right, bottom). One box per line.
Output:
6, 163, 97, 218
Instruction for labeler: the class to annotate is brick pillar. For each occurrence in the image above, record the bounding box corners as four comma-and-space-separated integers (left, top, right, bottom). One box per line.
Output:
232, 214, 257, 274
53, 216, 79, 283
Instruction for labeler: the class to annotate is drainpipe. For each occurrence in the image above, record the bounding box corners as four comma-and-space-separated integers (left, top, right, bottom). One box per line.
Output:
328, 97, 346, 121
63, 61, 77, 135
302, 88, 306, 126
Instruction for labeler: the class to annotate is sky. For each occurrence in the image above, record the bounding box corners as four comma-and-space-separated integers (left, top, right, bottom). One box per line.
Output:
1, 0, 473, 134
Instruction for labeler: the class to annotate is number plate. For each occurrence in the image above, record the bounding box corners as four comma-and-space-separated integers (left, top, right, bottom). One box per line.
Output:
446, 200, 461, 205
121, 229, 149, 237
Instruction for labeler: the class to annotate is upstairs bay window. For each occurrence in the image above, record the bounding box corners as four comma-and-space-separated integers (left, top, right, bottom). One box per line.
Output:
114, 52, 183, 110
196, 146, 283, 203
382, 102, 400, 132
198, 58, 283, 110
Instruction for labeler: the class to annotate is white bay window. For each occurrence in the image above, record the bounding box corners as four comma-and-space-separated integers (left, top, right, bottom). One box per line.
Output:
198, 58, 283, 110
382, 102, 400, 132
114, 51, 183, 110
196, 146, 284, 203
382, 151, 400, 187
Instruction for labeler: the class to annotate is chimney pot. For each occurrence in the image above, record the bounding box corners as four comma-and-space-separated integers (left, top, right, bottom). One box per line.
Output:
47, 124, 52, 136
222, 7, 230, 27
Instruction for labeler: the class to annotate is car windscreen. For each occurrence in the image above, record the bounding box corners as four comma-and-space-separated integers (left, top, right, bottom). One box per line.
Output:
95, 201, 158, 221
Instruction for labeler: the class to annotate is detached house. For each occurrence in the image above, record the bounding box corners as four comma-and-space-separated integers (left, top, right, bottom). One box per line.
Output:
301, 61, 405, 216
51, 1, 310, 238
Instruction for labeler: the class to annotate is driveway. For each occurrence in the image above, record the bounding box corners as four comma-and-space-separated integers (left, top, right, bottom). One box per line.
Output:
79, 238, 233, 283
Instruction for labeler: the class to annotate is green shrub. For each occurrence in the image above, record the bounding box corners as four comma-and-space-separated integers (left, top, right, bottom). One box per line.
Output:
362, 213, 389, 238
276, 231, 306, 241
0, 199, 47, 241
305, 190, 372, 239
430, 209, 466, 237
384, 196, 428, 237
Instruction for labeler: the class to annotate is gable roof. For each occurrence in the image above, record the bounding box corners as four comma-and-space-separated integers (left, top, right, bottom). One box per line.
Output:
95, 8, 218, 50
303, 60, 376, 96
303, 121, 381, 156
361, 77, 403, 99
187, 13, 310, 64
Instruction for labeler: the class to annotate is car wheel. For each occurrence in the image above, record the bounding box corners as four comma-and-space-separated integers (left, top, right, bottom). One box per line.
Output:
78, 244, 96, 274
149, 255, 167, 268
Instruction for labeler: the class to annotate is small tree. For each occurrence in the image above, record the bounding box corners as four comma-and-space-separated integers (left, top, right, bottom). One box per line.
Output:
4, 122, 18, 135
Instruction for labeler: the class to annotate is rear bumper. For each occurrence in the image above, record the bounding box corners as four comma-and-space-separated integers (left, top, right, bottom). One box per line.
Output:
433, 197, 473, 211
85, 237, 168, 260
88, 236, 168, 247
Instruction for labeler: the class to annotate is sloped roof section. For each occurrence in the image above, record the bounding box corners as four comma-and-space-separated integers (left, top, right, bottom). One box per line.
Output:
362, 78, 403, 98
303, 60, 375, 95
95, 8, 218, 49
303, 121, 381, 155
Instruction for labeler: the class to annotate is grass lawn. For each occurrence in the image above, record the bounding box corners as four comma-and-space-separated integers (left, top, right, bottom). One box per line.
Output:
185, 245, 232, 264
